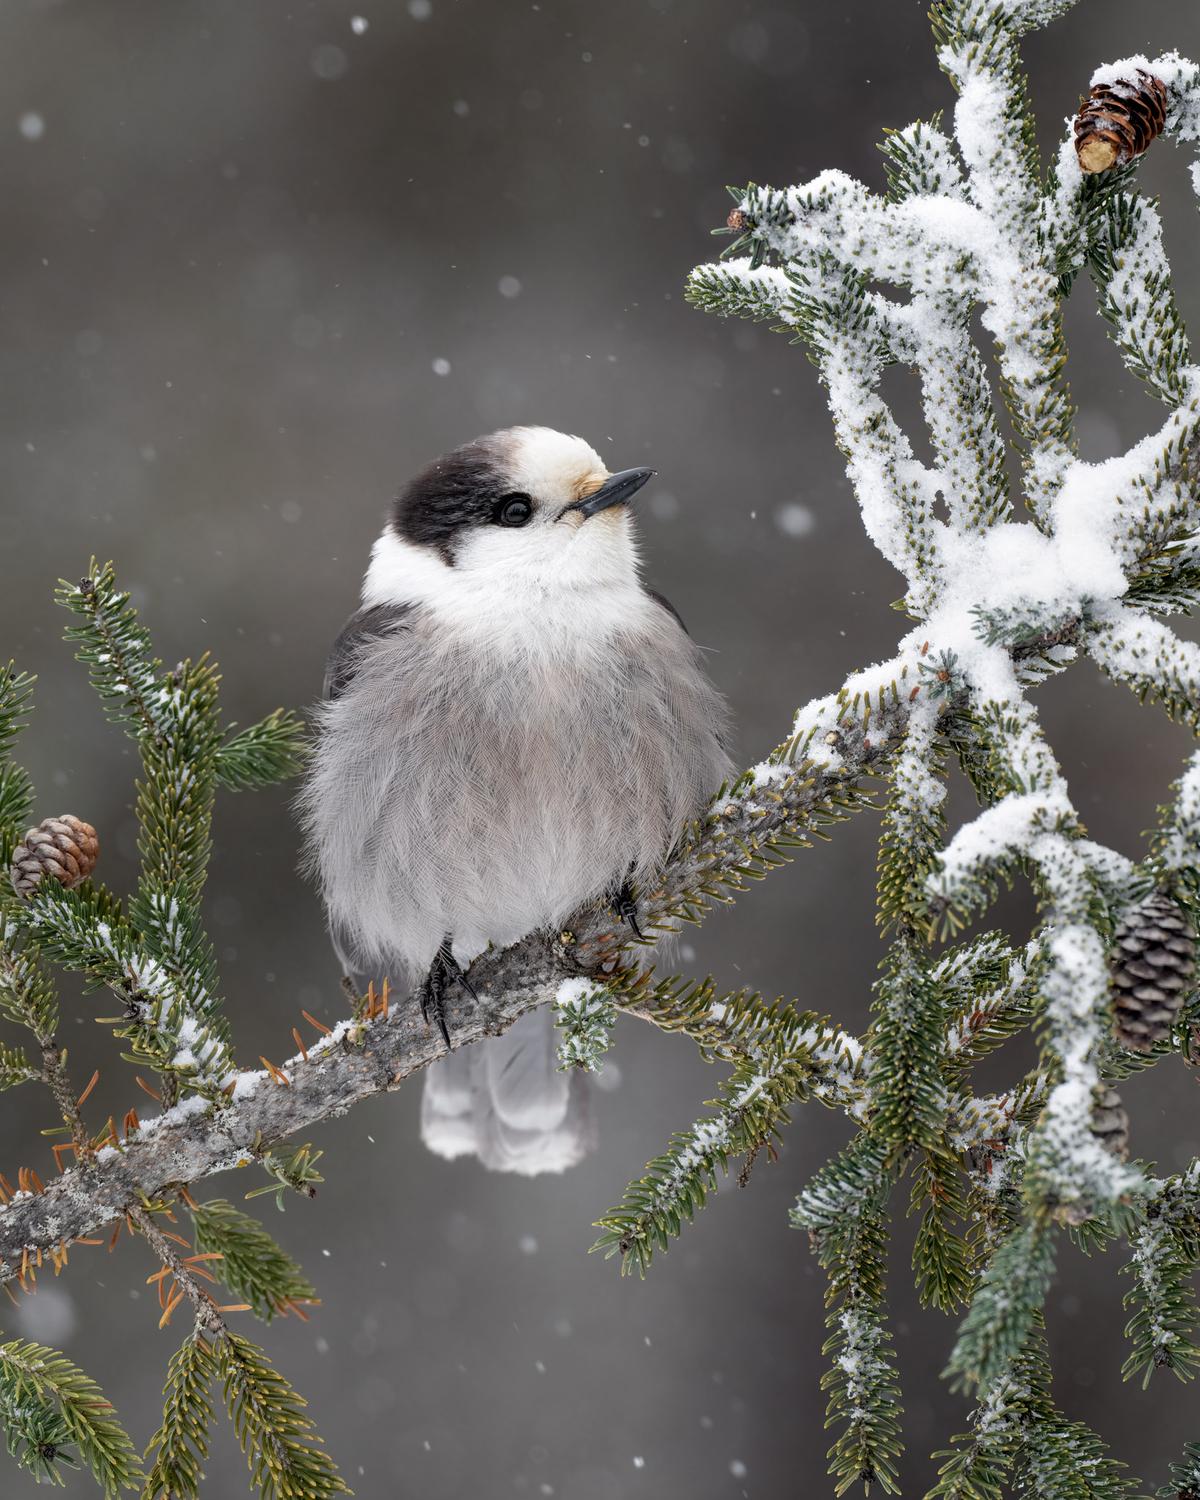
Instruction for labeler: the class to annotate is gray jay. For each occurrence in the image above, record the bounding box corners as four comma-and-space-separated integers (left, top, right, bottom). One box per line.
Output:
300, 426, 732, 1174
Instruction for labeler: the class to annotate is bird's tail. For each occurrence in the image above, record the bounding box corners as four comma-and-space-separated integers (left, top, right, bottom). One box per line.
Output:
420, 1007, 595, 1175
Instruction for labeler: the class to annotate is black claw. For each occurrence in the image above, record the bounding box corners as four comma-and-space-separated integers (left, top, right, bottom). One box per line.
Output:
454, 962, 479, 1005
615, 884, 644, 941
419, 971, 453, 1049
420, 937, 476, 1049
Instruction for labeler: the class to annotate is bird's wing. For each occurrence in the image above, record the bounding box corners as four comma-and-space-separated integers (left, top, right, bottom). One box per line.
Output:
645, 586, 688, 635
644, 585, 733, 756
317, 601, 415, 980
323, 601, 414, 700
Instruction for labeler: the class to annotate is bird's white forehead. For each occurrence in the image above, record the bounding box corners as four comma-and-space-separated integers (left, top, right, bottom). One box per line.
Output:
501, 427, 607, 499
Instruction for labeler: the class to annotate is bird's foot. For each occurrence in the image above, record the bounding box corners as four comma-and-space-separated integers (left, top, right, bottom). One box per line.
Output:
614, 883, 644, 941
420, 936, 477, 1049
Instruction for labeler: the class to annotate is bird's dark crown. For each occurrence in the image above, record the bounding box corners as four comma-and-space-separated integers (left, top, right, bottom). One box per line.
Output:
390, 438, 510, 562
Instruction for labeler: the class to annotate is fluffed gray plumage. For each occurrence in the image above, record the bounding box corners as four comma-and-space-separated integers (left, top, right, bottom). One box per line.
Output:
299, 426, 732, 1173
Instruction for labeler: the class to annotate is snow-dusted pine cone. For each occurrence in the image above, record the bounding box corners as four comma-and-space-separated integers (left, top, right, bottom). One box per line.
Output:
9, 815, 99, 897
1091, 1084, 1129, 1161
1074, 70, 1168, 173
1110, 890, 1195, 1053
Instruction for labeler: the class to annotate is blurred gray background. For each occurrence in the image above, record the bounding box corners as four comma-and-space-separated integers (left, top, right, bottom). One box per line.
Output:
1, 0, 1199, 1494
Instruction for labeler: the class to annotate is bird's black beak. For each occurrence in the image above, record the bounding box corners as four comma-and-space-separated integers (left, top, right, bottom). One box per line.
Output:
565, 466, 655, 519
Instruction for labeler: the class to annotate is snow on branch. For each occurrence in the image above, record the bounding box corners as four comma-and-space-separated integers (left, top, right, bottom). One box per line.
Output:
1158, 750, 1200, 875
693, 5, 1200, 1487
3, 4, 1200, 1495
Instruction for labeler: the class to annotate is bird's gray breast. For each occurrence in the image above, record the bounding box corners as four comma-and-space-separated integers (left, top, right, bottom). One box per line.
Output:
299, 598, 732, 977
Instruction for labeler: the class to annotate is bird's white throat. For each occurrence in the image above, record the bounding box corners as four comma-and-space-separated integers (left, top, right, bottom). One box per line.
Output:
363, 523, 655, 654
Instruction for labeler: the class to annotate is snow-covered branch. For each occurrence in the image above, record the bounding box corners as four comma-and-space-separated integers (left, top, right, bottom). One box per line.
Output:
692, 8, 1200, 1487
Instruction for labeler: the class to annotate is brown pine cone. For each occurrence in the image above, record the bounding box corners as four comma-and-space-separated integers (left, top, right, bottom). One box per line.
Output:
10, 815, 100, 897
1091, 1084, 1129, 1161
1110, 890, 1196, 1053
1075, 70, 1168, 174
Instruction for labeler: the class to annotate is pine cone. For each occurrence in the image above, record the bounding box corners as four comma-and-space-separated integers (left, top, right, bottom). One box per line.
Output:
1074, 70, 1168, 174
9, 816, 99, 897
1091, 1084, 1129, 1161
1111, 890, 1196, 1053
726, 207, 750, 233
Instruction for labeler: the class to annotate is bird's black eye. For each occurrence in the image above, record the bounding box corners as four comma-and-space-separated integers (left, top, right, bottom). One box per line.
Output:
494, 493, 533, 527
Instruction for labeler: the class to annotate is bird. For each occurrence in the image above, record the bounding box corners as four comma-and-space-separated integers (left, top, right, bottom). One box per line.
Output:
299, 425, 732, 1174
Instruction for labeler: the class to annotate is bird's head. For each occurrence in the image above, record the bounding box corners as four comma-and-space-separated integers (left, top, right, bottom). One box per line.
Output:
377, 427, 655, 593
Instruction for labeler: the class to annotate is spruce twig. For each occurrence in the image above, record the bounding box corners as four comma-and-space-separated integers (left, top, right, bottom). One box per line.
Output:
0, 1339, 142, 1494
142, 1330, 217, 1500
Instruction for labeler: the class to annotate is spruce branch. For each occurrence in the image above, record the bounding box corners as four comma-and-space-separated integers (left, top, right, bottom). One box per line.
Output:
189, 1200, 317, 1324
0, 663, 35, 864
58, 564, 167, 745
1157, 1442, 1200, 1500
1087, 189, 1191, 404
0, 1339, 142, 1495
1088, 606, 1200, 731
142, 1331, 217, 1500
0, 579, 1169, 1483
880, 116, 965, 203
1120, 1165, 1200, 1387
0, 925, 59, 1041
0, 1039, 38, 1092
941, 936, 1038, 1068
617, 968, 868, 1114
945, 1222, 1057, 1395
130, 652, 223, 903
926, 1386, 1018, 1499
684, 260, 791, 329
130, 1208, 343, 1499
795, 1137, 903, 1493
128, 1206, 227, 1337
15, 880, 238, 1095
213, 711, 307, 793
931, 1312, 1135, 1500
0, 663, 35, 764
1157, 748, 1200, 882
40, 1038, 94, 1161
214, 1333, 349, 1500
592, 993, 863, 1275
244, 1144, 324, 1213
553, 978, 617, 1073
911, 1145, 975, 1313
1121, 1215, 1199, 1386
